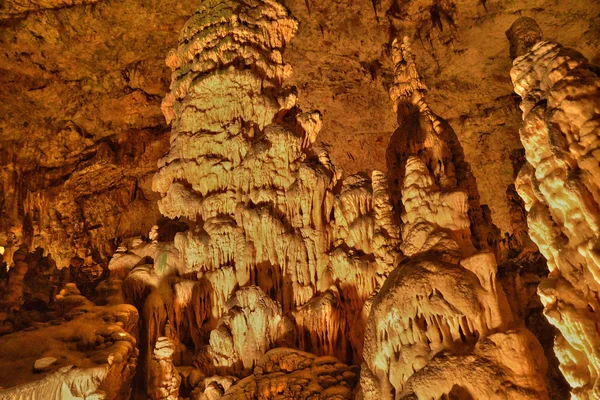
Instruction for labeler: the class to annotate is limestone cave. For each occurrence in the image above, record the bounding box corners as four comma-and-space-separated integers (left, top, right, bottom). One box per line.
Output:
0, 0, 599, 399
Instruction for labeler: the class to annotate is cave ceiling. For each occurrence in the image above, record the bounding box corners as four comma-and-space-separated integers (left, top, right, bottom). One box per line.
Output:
1, 0, 597, 240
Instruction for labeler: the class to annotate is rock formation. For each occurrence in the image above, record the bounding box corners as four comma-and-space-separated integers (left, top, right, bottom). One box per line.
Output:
0, 1, 599, 399
148, 336, 181, 400
360, 37, 548, 399
508, 17, 600, 399
111, 0, 400, 395
0, 280, 139, 399
221, 348, 359, 399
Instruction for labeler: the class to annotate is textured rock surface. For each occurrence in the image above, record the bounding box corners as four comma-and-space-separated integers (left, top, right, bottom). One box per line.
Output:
509, 17, 600, 400
1, 0, 598, 272
203, 286, 294, 373
221, 348, 359, 399
359, 36, 548, 400
0, 0, 599, 399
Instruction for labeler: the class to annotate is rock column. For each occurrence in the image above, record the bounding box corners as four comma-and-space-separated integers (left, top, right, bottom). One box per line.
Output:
508, 17, 600, 399
360, 37, 549, 400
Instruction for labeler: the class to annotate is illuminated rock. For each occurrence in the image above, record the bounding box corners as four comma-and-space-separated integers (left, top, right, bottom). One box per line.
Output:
508, 17, 600, 399
360, 37, 548, 400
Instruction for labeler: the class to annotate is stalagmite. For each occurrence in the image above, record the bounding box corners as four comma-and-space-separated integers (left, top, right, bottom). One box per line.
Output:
508, 17, 600, 399
360, 37, 549, 400
147, 336, 181, 400
113, 0, 402, 395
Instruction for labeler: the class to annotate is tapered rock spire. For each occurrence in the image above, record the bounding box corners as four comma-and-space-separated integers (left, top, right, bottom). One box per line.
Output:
361, 37, 549, 400
508, 17, 600, 399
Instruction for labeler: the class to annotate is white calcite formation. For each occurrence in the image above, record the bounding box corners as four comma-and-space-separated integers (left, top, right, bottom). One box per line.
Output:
112, 0, 400, 395
359, 37, 549, 400
508, 17, 600, 399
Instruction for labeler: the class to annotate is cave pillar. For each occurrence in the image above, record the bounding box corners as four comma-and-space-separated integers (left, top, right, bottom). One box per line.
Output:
360, 36, 549, 400
508, 17, 600, 399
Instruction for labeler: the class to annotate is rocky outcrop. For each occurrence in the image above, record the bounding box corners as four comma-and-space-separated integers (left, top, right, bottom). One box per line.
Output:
0, 282, 138, 399
508, 17, 600, 399
221, 348, 359, 399
385, 37, 496, 254
360, 37, 548, 400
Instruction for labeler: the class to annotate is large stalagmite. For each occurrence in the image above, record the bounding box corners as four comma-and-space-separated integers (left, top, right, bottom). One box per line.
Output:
508, 17, 600, 399
360, 37, 549, 399
112, 0, 400, 396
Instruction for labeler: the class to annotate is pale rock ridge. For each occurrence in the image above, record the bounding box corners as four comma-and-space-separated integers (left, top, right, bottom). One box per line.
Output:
112, 0, 400, 395
360, 37, 549, 400
508, 17, 600, 399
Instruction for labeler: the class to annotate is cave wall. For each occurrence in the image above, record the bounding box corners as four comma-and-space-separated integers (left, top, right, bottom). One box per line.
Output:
1, 0, 598, 269
0, 0, 599, 399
